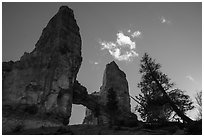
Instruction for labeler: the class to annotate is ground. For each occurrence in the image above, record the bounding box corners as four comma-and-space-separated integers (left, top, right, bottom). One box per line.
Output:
3, 105, 201, 135
4, 123, 188, 135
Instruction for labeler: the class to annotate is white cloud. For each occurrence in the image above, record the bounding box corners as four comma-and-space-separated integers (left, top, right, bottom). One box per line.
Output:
161, 16, 166, 23
131, 31, 142, 38
160, 16, 171, 24
100, 41, 116, 50
186, 75, 195, 82
99, 31, 139, 62
89, 60, 99, 65
94, 62, 99, 65
116, 32, 136, 49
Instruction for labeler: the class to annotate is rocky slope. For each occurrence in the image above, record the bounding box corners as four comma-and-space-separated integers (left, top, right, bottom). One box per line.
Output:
3, 6, 82, 126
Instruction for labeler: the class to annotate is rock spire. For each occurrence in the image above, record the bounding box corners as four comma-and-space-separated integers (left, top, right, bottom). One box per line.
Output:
3, 6, 82, 125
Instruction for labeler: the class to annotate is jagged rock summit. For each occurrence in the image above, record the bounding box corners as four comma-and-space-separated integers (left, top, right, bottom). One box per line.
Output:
3, 5, 82, 126
83, 61, 136, 125
100, 61, 131, 112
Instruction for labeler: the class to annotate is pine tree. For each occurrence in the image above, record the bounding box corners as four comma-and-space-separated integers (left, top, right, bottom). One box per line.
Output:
136, 53, 194, 124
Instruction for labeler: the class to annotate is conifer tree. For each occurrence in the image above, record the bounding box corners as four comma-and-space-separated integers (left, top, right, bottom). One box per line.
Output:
136, 53, 194, 123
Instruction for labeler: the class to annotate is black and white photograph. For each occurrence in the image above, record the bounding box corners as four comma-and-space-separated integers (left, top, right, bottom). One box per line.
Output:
2, 1, 202, 135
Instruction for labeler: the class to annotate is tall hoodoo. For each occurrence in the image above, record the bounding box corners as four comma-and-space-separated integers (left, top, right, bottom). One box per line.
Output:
83, 61, 133, 125
2, 6, 82, 125
100, 61, 131, 113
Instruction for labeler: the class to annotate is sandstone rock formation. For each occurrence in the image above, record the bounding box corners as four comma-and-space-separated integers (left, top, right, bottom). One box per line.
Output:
3, 6, 82, 125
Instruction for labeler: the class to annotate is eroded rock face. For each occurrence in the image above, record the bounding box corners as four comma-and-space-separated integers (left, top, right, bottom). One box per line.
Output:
100, 61, 131, 112
2, 6, 82, 125
82, 61, 135, 125
2, 6, 137, 128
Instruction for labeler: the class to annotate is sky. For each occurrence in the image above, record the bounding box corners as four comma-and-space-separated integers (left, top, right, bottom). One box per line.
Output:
2, 2, 202, 124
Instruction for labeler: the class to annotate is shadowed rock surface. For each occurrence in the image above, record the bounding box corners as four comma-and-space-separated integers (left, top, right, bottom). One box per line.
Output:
100, 61, 131, 113
3, 5, 82, 129
2, 6, 137, 133
82, 61, 137, 125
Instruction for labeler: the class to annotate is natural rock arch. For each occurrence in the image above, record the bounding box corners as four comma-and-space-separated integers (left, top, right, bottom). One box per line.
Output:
2, 6, 138, 127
